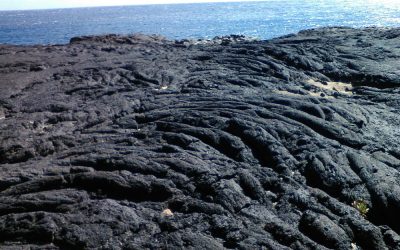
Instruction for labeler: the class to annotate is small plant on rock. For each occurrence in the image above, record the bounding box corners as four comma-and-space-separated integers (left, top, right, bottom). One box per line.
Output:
352, 199, 369, 218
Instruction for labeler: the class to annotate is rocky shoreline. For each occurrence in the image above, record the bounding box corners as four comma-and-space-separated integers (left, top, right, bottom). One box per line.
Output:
1, 27, 400, 249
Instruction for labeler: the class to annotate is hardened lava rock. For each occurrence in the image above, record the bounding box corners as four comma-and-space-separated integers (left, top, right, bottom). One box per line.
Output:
0, 27, 400, 249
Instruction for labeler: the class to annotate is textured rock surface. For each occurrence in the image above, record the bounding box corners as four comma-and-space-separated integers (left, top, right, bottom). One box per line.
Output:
1, 27, 400, 249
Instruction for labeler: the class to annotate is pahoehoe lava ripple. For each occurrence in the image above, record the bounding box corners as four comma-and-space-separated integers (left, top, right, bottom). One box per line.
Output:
1, 27, 400, 249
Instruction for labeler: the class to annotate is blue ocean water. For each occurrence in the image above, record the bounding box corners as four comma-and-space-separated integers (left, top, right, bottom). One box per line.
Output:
0, 0, 399, 45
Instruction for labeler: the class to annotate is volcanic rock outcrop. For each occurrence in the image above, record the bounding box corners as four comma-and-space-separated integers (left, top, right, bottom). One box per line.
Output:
1, 27, 400, 249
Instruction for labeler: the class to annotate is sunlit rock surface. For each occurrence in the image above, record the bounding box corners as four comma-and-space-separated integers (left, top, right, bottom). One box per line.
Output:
1, 27, 400, 249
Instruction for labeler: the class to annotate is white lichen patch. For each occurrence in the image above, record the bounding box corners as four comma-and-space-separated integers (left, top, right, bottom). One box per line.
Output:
306, 79, 353, 95
0, 109, 6, 120
161, 209, 174, 217
155, 85, 169, 91
351, 243, 358, 250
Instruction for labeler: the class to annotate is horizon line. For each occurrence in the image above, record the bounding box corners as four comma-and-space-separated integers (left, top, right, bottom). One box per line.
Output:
0, 0, 266, 12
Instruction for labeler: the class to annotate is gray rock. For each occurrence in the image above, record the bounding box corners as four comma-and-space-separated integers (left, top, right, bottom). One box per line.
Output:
0, 27, 400, 249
